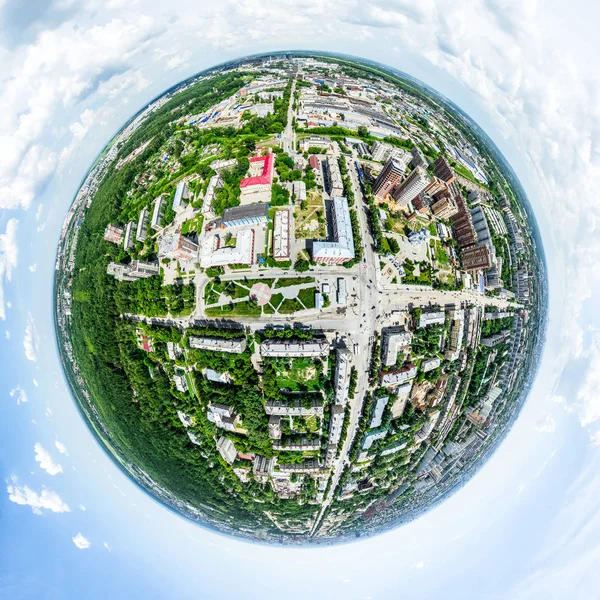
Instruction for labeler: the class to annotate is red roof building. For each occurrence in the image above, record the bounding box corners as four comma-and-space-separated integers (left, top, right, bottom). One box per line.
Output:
309, 155, 320, 171
240, 153, 274, 188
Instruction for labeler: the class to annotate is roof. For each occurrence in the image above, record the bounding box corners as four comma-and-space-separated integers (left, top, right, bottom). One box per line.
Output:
312, 196, 355, 260
240, 153, 274, 188
219, 202, 269, 224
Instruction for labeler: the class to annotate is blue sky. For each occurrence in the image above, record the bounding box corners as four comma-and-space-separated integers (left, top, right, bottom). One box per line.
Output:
1, 1, 600, 598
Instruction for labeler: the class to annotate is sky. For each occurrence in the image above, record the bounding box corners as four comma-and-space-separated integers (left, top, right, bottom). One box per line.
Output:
1, 0, 600, 598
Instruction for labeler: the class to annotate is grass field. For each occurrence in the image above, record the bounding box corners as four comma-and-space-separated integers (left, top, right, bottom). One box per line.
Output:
294, 189, 327, 239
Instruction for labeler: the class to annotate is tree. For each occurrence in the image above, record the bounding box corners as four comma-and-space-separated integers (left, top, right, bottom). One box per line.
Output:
357, 125, 369, 138
295, 258, 310, 272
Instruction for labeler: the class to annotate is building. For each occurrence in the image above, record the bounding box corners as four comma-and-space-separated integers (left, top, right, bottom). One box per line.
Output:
207, 403, 241, 432
167, 342, 182, 360
445, 310, 465, 361
328, 404, 345, 446
312, 196, 355, 264
250, 103, 274, 117
369, 394, 389, 429
337, 277, 348, 305
260, 339, 329, 357
123, 221, 135, 250
189, 336, 247, 354
240, 153, 274, 202
334, 348, 352, 405
106, 260, 159, 282
136, 208, 148, 242
380, 365, 418, 386
421, 357, 441, 372
452, 195, 477, 248
362, 428, 388, 450
433, 156, 456, 184
136, 329, 154, 352
410, 146, 427, 169
408, 228, 430, 247
253, 455, 275, 483
103, 224, 123, 244
481, 330, 511, 347
216, 436, 237, 465
172, 181, 188, 214
372, 157, 406, 200
210, 158, 238, 174
292, 180, 306, 202
151, 196, 165, 230
392, 166, 430, 206
265, 398, 324, 417
370, 141, 410, 166
419, 311, 445, 328
173, 371, 188, 393
272, 209, 291, 261
309, 155, 321, 172
268, 415, 282, 440
159, 233, 198, 262
201, 229, 255, 268
323, 156, 343, 197
383, 329, 412, 367
431, 194, 459, 219
300, 135, 331, 152
461, 244, 492, 271
217, 203, 269, 228
273, 438, 321, 452
202, 175, 223, 216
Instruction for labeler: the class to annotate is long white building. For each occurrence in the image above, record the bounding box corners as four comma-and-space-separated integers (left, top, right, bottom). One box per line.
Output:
312, 196, 355, 264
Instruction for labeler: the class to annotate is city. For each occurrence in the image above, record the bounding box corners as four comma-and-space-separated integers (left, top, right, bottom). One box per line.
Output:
54, 52, 545, 544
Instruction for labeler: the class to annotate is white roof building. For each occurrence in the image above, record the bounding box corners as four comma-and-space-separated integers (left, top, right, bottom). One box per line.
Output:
202, 175, 222, 216
312, 197, 355, 264
381, 365, 418, 386
189, 336, 247, 354
421, 357, 441, 372
260, 339, 330, 357
292, 180, 307, 202
172, 181, 188, 213
369, 395, 389, 429
201, 229, 255, 268
216, 436, 237, 465
419, 311, 446, 328
272, 209, 290, 261
383, 330, 413, 367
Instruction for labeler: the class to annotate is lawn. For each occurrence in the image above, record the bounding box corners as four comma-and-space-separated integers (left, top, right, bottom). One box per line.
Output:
273, 357, 321, 392
205, 299, 261, 318
294, 189, 327, 239
274, 276, 315, 288
298, 286, 317, 309
278, 298, 304, 314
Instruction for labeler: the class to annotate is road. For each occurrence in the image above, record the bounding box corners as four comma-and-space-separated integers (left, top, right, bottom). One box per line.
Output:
282, 78, 297, 155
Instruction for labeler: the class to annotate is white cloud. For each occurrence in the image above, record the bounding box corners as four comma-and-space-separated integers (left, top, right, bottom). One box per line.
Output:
72, 533, 91, 550
0, 15, 165, 210
23, 312, 39, 362
34, 443, 63, 475
535, 414, 557, 434
45, 406, 53, 418
5, 330, 10, 339
28, 263, 36, 272
9, 385, 28, 405
7, 478, 70, 514
32, 377, 39, 387
55, 440, 68, 455
103, 541, 112, 552
0, 218, 18, 321
79, 504, 86, 511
